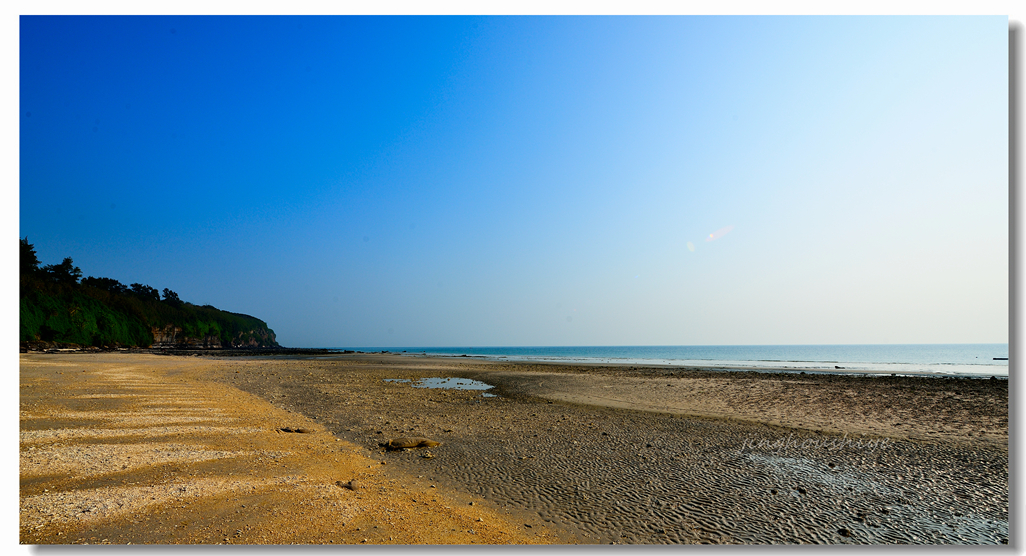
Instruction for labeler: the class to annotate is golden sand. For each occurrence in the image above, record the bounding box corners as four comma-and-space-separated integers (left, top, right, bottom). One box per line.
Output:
20, 353, 562, 545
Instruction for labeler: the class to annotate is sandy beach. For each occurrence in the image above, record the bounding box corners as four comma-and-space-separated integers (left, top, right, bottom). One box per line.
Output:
20, 352, 1008, 544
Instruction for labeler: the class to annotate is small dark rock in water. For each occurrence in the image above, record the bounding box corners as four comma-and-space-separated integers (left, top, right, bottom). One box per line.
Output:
797, 487, 807, 494
839, 528, 852, 537
770, 489, 778, 495
828, 462, 836, 468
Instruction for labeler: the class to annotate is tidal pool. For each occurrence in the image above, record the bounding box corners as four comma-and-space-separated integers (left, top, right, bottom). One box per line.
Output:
385, 377, 496, 395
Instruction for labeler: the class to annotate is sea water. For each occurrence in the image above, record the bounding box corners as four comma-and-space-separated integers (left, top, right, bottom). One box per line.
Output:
333, 344, 1009, 377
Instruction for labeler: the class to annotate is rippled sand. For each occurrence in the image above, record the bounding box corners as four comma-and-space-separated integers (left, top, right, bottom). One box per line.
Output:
226, 354, 1007, 544
21, 352, 1008, 544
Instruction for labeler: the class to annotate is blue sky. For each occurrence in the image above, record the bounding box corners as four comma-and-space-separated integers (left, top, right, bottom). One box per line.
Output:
19, 15, 1009, 347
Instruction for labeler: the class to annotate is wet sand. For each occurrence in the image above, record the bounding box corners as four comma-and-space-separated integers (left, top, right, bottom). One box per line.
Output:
21, 352, 1008, 544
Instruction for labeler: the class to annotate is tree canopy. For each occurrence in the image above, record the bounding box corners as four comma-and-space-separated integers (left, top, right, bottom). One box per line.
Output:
42, 257, 82, 285
20, 238, 278, 348
20, 237, 39, 274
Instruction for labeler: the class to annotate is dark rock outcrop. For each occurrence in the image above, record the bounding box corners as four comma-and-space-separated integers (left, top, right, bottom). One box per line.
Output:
150, 325, 277, 349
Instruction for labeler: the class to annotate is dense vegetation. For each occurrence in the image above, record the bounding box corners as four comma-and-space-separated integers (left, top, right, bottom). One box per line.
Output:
20, 238, 278, 348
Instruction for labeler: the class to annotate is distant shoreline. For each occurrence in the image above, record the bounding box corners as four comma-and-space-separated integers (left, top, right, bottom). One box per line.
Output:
20, 344, 1009, 379
322, 344, 1012, 378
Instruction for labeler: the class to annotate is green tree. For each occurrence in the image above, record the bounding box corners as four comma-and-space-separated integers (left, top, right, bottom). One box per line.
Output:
20, 237, 40, 274
82, 276, 129, 295
130, 283, 160, 302
42, 257, 82, 285
162, 288, 182, 306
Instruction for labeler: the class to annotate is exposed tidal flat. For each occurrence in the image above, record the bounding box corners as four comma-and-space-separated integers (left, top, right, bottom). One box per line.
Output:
20, 353, 1007, 545
219, 353, 1010, 544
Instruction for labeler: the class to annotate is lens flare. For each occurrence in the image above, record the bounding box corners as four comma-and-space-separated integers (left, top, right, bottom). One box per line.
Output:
686, 241, 696, 252
705, 225, 734, 242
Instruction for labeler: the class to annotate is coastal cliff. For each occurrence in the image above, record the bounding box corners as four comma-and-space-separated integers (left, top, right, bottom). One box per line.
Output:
20, 238, 280, 350
149, 324, 278, 349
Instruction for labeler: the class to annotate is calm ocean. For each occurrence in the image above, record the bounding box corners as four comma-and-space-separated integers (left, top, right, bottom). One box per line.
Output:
328, 344, 1009, 377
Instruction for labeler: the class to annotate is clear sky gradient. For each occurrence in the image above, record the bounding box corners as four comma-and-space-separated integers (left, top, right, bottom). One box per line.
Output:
19, 16, 1008, 348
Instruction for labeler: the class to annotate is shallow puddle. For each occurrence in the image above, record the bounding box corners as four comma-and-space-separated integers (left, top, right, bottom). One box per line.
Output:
385, 377, 496, 395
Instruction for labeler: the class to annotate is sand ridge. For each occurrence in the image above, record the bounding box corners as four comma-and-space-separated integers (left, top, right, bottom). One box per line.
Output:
474, 367, 1008, 446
